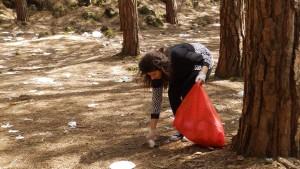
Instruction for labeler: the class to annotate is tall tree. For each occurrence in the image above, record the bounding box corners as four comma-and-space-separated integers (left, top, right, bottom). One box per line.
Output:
15, 0, 27, 22
233, 0, 300, 157
120, 0, 140, 56
215, 0, 243, 78
165, 0, 178, 24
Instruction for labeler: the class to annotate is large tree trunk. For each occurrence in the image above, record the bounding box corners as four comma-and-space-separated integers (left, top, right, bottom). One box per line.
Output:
215, 0, 243, 78
233, 0, 300, 157
121, 0, 140, 56
165, 0, 178, 24
15, 0, 27, 22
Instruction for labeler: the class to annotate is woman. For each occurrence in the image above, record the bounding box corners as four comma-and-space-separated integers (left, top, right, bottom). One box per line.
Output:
138, 42, 214, 143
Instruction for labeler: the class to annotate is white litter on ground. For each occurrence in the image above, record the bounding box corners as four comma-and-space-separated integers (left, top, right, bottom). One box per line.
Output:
43, 52, 51, 56
114, 76, 132, 83
63, 73, 72, 78
92, 31, 103, 38
23, 118, 33, 121
87, 103, 98, 108
16, 135, 24, 140
31, 77, 56, 85
8, 129, 19, 133
109, 161, 136, 169
179, 33, 191, 37
1, 122, 13, 128
68, 120, 77, 128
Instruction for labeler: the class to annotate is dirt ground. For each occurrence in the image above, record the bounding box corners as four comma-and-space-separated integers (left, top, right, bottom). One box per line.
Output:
0, 1, 299, 169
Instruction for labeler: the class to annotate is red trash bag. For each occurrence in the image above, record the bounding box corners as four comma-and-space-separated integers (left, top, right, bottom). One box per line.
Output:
173, 83, 225, 147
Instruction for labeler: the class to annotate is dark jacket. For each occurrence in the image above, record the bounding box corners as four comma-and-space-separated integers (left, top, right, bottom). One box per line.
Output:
168, 43, 210, 83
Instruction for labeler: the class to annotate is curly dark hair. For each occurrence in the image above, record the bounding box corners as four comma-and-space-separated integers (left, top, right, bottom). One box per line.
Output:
138, 51, 170, 88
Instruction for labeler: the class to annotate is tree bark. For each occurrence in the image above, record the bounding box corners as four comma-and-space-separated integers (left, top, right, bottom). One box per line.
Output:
121, 0, 140, 56
166, 0, 178, 24
15, 0, 27, 22
215, 0, 243, 78
233, 0, 300, 157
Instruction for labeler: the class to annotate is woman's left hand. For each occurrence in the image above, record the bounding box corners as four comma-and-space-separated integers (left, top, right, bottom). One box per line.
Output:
195, 71, 206, 83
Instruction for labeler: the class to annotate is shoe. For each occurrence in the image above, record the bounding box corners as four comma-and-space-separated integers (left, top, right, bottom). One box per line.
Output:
169, 132, 183, 141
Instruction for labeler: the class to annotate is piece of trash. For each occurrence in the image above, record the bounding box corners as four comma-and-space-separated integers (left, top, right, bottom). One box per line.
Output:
265, 158, 273, 164
23, 118, 33, 121
179, 33, 191, 37
91, 82, 99, 85
31, 77, 56, 85
92, 31, 103, 38
87, 103, 98, 108
16, 135, 24, 140
29, 90, 38, 93
109, 161, 136, 169
62, 73, 72, 78
1, 122, 13, 128
8, 129, 19, 133
81, 32, 90, 37
237, 91, 244, 98
68, 120, 77, 128
114, 76, 132, 83
43, 52, 51, 56
148, 139, 156, 148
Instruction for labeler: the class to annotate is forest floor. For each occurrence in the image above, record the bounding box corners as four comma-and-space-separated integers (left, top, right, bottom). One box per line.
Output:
0, 1, 300, 169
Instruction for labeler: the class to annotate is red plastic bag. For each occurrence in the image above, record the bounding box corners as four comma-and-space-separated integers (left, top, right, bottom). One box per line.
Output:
173, 83, 225, 147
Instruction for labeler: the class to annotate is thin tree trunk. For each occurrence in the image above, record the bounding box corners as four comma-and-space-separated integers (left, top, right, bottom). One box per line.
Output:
215, 0, 242, 78
233, 0, 300, 157
121, 0, 140, 56
15, 0, 27, 22
166, 0, 178, 24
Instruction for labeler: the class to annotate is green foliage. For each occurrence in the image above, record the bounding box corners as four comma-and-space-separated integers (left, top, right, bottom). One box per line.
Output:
82, 11, 102, 21
126, 66, 138, 72
138, 5, 155, 16
38, 32, 50, 38
145, 15, 163, 27
104, 7, 117, 18
64, 26, 75, 32
101, 26, 115, 38
103, 28, 116, 38
92, 0, 107, 6
52, 4, 67, 18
